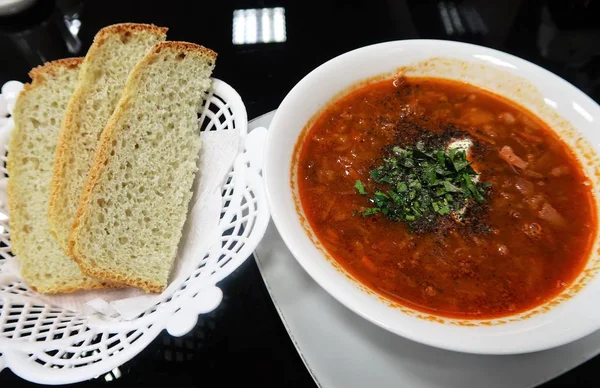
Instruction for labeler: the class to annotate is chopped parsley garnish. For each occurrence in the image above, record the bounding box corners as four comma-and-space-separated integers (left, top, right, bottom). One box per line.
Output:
354, 142, 490, 230
354, 179, 367, 195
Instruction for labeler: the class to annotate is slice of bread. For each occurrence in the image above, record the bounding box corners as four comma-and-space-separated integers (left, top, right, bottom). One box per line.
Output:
49, 23, 167, 253
70, 42, 217, 293
7, 59, 112, 293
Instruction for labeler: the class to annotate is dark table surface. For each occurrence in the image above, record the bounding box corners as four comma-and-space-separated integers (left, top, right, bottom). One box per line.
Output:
1, 0, 600, 386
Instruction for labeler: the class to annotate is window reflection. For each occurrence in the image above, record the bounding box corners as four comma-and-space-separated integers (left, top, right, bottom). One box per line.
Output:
572, 101, 594, 122
473, 54, 517, 69
233, 7, 286, 45
437, 1, 487, 36
544, 98, 558, 109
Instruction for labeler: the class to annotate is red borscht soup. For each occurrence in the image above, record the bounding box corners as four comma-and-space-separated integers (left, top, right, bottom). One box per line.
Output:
296, 77, 597, 319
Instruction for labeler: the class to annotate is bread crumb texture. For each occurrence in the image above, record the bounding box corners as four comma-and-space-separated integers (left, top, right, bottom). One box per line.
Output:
71, 42, 216, 292
7, 58, 112, 293
49, 23, 167, 253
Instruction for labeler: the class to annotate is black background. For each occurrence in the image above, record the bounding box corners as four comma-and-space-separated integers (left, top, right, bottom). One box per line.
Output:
1, 0, 599, 386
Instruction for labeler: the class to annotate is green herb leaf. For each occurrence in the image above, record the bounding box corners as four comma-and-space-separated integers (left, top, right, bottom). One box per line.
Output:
449, 147, 457, 161
354, 179, 367, 195
436, 151, 445, 165
362, 208, 380, 216
375, 191, 389, 199
409, 179, 421, 190
388, 190, 402, 204
392, 146, 406, 156
449, 150, 470, 171
423, 164, 437, 185
453, 159, 470, 172
414, 148, 434, 160
442, 180, 461, 193
463, 174, 485, 202
401, 157, 415, 168
437, 202, 451, 215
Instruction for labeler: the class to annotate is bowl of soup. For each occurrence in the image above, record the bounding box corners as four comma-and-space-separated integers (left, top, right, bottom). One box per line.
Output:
263, 40, 600, 354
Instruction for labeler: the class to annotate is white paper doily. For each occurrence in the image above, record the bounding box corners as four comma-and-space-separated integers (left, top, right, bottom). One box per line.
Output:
0, 78, 270, 384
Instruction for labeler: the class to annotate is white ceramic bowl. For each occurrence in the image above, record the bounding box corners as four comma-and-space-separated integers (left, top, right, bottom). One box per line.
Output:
264, 40, 600, 354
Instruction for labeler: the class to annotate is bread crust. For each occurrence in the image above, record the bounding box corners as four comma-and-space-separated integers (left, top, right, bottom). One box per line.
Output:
69, 41, 217, 293
30, 279, 122, 294
48, 23, 168, 252
152, 41, 217, 60
27, 58, 84, 82
95, 23, 168, 46
100, 23, 168, 34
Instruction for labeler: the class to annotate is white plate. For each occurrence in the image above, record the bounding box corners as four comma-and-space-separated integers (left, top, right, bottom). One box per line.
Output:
254, 110, 600, 388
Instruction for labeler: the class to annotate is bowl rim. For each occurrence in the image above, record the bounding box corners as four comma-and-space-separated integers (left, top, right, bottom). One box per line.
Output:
263, 39, 600, 354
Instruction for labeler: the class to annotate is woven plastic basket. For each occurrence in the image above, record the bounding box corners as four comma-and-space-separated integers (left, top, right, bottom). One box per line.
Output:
0, 78, 270, 384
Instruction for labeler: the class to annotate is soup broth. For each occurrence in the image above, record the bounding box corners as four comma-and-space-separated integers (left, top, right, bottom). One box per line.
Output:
296, 77, 597, 319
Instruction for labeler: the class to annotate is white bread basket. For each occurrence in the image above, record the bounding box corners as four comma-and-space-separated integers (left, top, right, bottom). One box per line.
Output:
0, 78, 270, 384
